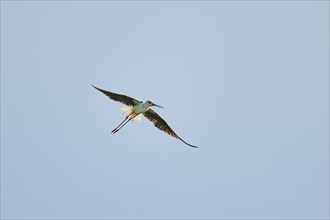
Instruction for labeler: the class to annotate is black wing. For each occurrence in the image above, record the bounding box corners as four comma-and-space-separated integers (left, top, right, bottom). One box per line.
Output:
144, 109, 198, 148
92, 85, 142, 106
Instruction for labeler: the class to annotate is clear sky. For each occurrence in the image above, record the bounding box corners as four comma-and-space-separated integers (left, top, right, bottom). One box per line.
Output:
1, 1, 329, 219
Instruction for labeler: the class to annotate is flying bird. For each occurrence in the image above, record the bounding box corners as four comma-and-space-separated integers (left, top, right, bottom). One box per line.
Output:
92, 85, 198, 148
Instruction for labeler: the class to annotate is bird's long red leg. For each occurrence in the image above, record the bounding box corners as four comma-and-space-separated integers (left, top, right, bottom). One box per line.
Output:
112, 114, 138, 134
111, 115, 131, 134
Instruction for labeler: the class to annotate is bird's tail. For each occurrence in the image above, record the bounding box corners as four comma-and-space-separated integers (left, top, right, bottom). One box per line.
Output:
121, 107, 141, 122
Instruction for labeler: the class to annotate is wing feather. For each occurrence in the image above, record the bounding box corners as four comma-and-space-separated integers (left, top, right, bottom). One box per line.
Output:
144, 109, 198, 148
92, 85, 141, 106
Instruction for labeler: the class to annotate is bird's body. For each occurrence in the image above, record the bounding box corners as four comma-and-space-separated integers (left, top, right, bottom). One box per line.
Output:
132, 101, 152, 114
92, 85, 197, 148
120, 101, 155, 123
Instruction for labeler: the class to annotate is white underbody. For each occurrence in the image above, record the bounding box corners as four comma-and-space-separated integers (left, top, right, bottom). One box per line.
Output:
121, 102, 151, 122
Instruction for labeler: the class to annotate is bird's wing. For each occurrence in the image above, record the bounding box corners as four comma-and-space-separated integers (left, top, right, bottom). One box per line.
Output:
92, 85, 142, 106
144, 109, 198, 148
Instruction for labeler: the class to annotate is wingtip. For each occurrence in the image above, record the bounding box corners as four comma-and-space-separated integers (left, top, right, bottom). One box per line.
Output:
189, 144, 199, 148
178, 137, 198, 148
91, 84, 101, 91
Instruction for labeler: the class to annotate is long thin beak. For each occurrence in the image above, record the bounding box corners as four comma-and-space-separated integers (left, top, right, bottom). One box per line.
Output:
153, 103, 164, 108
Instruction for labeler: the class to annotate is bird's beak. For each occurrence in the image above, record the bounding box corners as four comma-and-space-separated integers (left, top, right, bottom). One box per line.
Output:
153, 103, 164, 108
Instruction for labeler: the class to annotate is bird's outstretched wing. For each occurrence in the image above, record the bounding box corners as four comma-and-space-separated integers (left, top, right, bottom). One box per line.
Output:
144, 109, 198, 148
92, 85, 142, 106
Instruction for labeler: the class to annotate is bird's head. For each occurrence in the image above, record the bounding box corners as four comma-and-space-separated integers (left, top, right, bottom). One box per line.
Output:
146, 100, 163, 108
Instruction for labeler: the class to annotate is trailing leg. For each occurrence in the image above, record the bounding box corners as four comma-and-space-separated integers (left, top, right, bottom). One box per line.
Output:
112, 114, 138, 134
111, 115, 130, 134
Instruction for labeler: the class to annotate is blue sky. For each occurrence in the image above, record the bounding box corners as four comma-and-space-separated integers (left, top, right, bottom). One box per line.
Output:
1, 1, 329, 219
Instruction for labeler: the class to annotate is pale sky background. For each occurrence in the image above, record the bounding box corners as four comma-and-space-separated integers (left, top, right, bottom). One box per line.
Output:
1, 1, 329, 219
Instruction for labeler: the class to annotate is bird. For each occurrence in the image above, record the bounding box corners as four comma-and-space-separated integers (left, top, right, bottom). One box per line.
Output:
92, 85, 198, 148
